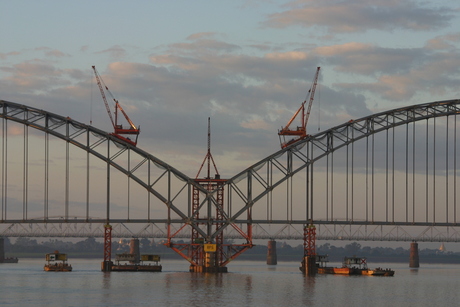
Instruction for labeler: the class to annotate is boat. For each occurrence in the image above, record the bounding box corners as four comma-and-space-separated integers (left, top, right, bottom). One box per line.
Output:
342, 256, 394, 276
300, 254, 355, 275
317, 266, 354, 275
300, 255, 394, 276
44, 251, 72, 272
110, 254, 162, 272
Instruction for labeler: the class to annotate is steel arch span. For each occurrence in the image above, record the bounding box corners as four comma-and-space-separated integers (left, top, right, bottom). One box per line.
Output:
0, 100, 211, 236
0, 99, 460, 243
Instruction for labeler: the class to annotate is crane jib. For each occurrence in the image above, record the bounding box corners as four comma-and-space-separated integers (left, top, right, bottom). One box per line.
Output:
92, 65, 140, 146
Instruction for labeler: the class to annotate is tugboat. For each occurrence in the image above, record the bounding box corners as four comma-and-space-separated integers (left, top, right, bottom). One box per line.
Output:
342, 256, 394, 276
303, 255, 395, 276
44, 251, 72, 272
314, 254, 355, 275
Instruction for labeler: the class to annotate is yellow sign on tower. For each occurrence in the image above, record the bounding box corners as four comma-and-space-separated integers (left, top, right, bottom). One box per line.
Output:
204, 243, 217, 252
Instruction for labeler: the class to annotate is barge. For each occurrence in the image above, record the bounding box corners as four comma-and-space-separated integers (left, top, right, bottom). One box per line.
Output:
343, 256, 394, 276
44, 251, 72, 272
110, 253, 162, 272
300, 254, 394, 276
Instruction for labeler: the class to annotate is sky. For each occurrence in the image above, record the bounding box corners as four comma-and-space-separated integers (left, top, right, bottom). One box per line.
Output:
1, 0, 460, 178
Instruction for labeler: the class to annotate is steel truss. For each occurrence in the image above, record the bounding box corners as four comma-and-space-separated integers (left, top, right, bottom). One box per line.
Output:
0, 99, 459, 245
3, 221, 460, 243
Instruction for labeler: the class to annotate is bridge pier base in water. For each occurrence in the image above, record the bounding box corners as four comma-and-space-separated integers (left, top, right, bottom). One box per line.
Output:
129, 238, 140, 264
409, 242, 420, 268
266, 240, 277, 265
0, 237, 4, 262
300, 256, 316, 275
101, 224, 113, 272
189, 252, 228, 273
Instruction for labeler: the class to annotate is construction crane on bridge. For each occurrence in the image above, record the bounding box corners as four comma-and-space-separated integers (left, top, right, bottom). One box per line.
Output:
92, 65, 140, 146
278, 66, 320, 149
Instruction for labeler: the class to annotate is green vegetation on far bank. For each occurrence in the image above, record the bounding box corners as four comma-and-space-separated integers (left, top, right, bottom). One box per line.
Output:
3, 237, 460, 264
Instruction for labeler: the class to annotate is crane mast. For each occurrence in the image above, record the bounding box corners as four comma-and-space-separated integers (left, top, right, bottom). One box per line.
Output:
195, 117, 219, 180
92, 66, 140, 146
278, 66, 320, 148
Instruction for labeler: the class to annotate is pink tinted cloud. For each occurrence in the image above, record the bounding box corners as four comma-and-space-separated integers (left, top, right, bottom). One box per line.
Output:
263, 0, 454, 33
0, 51, 20, 60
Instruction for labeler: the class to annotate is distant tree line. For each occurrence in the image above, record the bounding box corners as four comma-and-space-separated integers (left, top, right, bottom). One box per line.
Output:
3, 237, 459, 263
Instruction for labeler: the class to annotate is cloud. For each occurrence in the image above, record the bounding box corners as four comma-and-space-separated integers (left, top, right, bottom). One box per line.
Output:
263, 0, 456, 33
425, 33, 460, 50
315, 42, 424, 75
186, 32, 217, 40
2, 31, 460, 175
167, 38, 241, 55
95, 45, 127, 59
45, 49, 68, 58
0, 51, 20, 60
315, 41, 460, 101
344, 53, 460, 101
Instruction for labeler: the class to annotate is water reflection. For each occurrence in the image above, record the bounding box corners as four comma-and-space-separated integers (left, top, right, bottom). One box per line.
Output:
302, 274, 316, 305
267, 265, 277, 271
3, 260, 459, 306
244, 275, 253, 306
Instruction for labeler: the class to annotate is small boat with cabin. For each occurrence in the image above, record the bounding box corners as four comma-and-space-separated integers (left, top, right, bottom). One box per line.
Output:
44, 251, 72, 272
342, 256, 394, 276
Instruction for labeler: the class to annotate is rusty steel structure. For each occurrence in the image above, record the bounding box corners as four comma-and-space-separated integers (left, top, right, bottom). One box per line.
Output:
0, 99, 460, 271
92, 66, 140, 146
166, 118, 253, 272
279, 67, 320, 148
101, 224, 112, 271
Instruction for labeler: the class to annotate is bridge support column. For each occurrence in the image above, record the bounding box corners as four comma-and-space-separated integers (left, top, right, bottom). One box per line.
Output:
300, 256, 316, 275
101, 224, 113, 272
129, 238, 140, 264
189, 244, 228, 273
299, 224, 317, 275
409, 242, 419, 268
0, 237, 4, 262
266, 240, 277, 265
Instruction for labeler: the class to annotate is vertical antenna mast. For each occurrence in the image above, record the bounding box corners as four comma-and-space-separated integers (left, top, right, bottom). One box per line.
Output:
196, 117, 219, 179
207, 117, 211, 180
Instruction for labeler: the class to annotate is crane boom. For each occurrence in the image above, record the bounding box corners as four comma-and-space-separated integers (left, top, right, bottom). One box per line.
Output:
278, 67, 320, 148
92, 65, 140, 146
92, 66, 115, 127
304, 67, 320, 131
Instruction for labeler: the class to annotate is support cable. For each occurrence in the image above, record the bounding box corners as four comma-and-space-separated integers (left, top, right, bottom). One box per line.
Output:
405, 122, 409, 223
412, 119, 416, 224
433, 117, 436, 223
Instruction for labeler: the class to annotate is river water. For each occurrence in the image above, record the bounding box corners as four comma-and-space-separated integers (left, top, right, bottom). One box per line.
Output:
1, 258, 459, 306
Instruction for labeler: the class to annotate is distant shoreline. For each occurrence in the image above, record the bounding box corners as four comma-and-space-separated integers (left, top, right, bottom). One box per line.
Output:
7, 252, 460, 265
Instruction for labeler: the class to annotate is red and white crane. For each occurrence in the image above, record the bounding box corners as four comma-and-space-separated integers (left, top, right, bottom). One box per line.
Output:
278, 66, 320, 149
92, 66, 140, 146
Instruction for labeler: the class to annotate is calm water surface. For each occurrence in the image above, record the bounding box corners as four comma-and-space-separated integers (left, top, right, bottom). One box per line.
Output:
1, 258, 459, 306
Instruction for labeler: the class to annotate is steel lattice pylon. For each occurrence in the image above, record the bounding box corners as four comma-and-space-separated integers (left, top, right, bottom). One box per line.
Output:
1, 99, 460, 265
304, 224, 316, 257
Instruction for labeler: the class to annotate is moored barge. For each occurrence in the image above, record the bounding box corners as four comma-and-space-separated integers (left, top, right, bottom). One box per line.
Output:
342, 256, 395, 276
44, 251, 72, 272
110, 253, 162, 272
300, 255, 394, 276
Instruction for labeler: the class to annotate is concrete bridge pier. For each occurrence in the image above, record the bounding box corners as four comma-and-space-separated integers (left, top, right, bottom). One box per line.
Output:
409, 242, 420, 268
266, 240, 277, 265
129, 238, 140, 264
300, 256, 316, 275
0, 237, 4, 262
